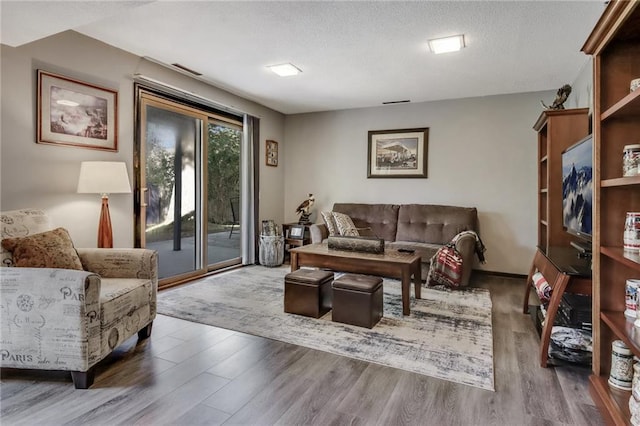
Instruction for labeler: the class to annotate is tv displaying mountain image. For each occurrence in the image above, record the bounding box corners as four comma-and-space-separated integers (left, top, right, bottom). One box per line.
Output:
562, 135, 593, 240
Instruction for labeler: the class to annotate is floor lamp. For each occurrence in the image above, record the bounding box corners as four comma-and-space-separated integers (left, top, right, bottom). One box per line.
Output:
77, 161, 131, 248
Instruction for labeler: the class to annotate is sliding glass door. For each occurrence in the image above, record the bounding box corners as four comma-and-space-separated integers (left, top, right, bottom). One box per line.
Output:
206, 121, 242, 266
137, 91, 242, 286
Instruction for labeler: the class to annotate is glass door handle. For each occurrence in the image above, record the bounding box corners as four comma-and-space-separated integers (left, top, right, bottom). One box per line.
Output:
140, 187, 148, 207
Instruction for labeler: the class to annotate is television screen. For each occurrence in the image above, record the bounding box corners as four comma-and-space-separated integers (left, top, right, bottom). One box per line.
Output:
562, 135, 593, 241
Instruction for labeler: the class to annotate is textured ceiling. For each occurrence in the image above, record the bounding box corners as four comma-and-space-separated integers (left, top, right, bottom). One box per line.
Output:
1, 1, 606, 115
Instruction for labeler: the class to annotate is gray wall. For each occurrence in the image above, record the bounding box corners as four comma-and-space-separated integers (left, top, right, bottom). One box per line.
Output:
1, 29, 590, 275
1, 31, 285, 248
566, 58, 593, 111
283, 91, 555, 275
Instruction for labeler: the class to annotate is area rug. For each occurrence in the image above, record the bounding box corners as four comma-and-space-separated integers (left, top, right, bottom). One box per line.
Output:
157, 266, 495, 391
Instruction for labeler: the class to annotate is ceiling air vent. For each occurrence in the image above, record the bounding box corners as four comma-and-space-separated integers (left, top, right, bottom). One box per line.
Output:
171, 63, 202, 76
382, 100, 410, 105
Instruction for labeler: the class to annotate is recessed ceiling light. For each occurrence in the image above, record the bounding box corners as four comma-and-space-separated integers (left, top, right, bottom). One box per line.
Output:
428, 35, 465, 54
268, 63, 302, 77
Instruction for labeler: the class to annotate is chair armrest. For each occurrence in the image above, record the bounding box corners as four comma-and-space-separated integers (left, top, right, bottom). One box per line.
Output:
309, 224, 328, 244
77, 248, 158, 315
454, 235, 477, 287
0, 267, 101, 371
77, 248, 157, 281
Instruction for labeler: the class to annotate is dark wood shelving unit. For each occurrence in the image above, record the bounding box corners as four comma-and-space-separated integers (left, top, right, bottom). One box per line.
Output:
533, 108, 589, 251
582, 1, 640, 424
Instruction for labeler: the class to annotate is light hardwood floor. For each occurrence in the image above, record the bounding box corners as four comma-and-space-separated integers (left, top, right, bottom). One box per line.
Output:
1, 274, 603, 425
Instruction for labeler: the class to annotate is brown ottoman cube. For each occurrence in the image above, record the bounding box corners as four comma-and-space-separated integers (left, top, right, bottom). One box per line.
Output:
332, 274, 383, 328
284, 269, 334, 318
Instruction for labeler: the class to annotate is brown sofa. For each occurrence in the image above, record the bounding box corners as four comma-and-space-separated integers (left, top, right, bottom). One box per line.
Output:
309, 203, 480, 286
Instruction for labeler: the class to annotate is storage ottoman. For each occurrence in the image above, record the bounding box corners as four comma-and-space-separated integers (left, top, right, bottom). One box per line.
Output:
332, 274, 383, 328
284, 269, 334, 318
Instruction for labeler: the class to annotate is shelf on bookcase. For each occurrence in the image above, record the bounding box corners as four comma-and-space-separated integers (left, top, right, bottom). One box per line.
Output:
601, 247, 640, 272
602, 89, 640, 121
601, 310, 640, 356
590, 374, 632, 425
601, 176, 640, 187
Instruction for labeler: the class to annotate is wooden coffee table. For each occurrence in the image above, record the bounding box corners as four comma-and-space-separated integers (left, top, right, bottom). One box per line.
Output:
289, 243, 421, 316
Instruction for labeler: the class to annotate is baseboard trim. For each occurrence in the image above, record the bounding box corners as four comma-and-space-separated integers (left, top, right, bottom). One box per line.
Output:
472, 269, 527, 280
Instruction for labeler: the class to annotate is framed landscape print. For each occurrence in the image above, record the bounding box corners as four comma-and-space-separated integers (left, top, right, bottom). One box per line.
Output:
37, 70, 118, 151
367, 127, 429, 178
266, 139, 278, 166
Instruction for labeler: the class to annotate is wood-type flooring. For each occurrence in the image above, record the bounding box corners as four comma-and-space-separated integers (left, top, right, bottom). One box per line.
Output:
0, 274, 603, 425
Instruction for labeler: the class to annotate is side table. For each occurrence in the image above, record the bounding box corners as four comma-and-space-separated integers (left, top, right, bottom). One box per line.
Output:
282, 223, 311, 262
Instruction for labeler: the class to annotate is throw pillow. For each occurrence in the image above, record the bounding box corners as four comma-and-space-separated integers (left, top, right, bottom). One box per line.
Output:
320, 211, 339, 236
1, 227, 84, 270
1, 208, 52, 267
332, 212, 360, 237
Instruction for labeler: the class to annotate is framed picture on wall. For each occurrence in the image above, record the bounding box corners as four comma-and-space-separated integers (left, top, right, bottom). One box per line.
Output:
266, 139, 278, 166
37, 70, 118, 151
367, 127, 429, 178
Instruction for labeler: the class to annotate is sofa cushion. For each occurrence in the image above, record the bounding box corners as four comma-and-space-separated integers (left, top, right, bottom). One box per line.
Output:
320, 211, 339, 236
332, 212, 360, 237
333, 203, 399, 242
1, 208, 52, 267
1, 227, 84, 270
396, 204, 478, 244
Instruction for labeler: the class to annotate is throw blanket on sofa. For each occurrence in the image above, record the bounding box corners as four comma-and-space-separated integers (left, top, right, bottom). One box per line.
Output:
428, 231, 486, 288
457, 230, 487, 264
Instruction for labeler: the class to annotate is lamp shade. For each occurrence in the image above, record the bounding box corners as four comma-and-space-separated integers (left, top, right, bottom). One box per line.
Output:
77, 161, 131, 194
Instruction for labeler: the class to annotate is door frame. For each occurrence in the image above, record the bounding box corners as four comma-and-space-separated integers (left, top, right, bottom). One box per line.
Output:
134, 87, 244, 288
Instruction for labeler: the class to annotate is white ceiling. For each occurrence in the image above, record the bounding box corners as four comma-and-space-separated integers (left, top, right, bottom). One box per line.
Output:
1, 1, 607, 115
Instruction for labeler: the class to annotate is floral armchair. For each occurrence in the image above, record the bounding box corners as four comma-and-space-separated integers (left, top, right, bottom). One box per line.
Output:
0, 208, 157, 388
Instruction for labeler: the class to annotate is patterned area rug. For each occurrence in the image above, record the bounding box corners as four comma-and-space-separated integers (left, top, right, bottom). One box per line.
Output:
157, 265, 495, 391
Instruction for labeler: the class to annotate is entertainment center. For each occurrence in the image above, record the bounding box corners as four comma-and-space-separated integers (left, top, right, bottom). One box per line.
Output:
533, 108, 590, 251
526, 106, 592, 367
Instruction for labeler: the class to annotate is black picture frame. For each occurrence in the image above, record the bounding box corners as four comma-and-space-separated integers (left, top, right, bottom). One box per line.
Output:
289, 224, 305, 240
367, 127, 429, 178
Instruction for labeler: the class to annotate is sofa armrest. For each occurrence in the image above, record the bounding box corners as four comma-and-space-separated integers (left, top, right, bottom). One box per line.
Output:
309, 224, 328, 244
0, 267, 101, 371
454, 235, 477, 287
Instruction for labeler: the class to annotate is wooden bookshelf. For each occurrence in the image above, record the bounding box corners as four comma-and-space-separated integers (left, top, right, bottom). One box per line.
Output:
582, 1, 640, 424
533, 108, 589, 251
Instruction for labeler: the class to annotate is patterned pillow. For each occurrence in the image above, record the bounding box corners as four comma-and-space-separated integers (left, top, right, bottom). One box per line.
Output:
332, 212, 360, 237
1, 227, 84, 270
1, 208, 52, 267
320, 211, 339, 236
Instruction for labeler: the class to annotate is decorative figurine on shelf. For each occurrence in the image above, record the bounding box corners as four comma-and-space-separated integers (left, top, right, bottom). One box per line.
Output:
540, 84, 572, 110
295, 193, 315, 225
